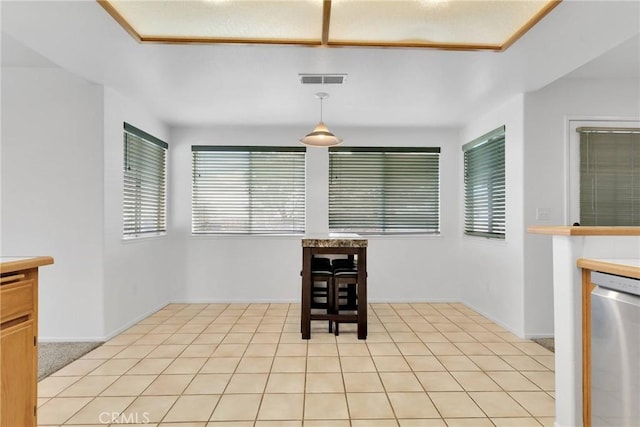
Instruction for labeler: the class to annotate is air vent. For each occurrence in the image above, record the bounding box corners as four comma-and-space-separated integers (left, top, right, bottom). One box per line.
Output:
299, 74, 347, 85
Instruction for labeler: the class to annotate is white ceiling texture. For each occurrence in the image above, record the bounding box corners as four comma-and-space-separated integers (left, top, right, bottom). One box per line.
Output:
2, 0, 639, 128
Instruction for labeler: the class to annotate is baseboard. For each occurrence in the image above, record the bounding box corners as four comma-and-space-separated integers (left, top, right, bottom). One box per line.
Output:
40, 299, 546, 342
40, 302, 169, 342
102, 301, 170, 341
170, 299, 297, 304
524, 333, 555, 339
368, 298, 462, 303
458, 300, 525, 338
170, 299, 466, 307
39, 337, 105, 343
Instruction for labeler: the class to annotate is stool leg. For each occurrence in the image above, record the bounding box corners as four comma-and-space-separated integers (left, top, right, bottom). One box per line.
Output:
348, 285, 357, 309
328, 277, 334, 333
334, 280, 340, 336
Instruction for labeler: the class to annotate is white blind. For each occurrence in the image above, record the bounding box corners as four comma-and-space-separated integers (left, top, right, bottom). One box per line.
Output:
463, 126, 505, 238
123, 123, 167, 238
192, 146, 306, 234
329, 147, 440, 234
579, 128, 640, 226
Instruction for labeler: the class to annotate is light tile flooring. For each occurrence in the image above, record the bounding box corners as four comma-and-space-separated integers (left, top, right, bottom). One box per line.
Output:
38, 303, 555, 427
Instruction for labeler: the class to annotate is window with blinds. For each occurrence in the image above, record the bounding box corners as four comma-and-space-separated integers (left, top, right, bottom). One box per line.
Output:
579, 127, 640, 226
123, 123, 168, 238
192, 146, 306, 234
463, 126, 505, 238
328, 147, 440, 234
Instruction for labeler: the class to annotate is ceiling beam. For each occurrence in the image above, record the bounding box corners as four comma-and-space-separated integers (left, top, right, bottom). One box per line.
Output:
322, 0, 331, 46
501, 0, 562, 51
96, 0, 142, 42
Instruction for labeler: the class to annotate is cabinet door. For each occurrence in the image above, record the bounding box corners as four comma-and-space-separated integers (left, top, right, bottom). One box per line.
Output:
1, 320, 35, 427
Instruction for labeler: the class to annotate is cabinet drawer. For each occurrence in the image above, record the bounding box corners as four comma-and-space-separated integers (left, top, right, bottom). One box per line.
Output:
1, 319, 36, 427
0, 280, 34, 325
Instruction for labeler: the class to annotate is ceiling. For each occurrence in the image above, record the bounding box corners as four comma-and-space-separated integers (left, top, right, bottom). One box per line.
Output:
99, 0, 558, 51
1, 1, 639, 129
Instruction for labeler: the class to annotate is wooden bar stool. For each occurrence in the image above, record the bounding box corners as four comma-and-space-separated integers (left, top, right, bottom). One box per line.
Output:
332, 259, 359, 335
311, 256, 334, 332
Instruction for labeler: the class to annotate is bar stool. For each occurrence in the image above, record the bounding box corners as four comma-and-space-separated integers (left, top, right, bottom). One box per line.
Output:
332, 259, 359, 335
311, 256, 334, 332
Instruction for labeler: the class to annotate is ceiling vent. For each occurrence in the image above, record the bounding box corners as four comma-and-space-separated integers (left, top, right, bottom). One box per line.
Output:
299, 74, 347, 85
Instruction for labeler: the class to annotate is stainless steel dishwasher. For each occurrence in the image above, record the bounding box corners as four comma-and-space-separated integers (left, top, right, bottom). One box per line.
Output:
590, 271, 640, 427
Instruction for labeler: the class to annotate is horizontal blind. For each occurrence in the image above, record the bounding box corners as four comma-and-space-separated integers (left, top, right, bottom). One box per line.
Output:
463, 127, 505, 238
123, 123, 167, 238
579, 129, 640, 226
192, 146, 306, 234
329, 147, 440, 234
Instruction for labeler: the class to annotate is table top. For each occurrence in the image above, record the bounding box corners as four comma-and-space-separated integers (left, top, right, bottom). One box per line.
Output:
302, 236, 367, 248
528, 226, 640, 236
577, 258, 640, 279
1, 256, 54, 274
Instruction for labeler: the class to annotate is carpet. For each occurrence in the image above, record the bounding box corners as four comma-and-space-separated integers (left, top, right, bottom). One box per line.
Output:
532, 337, 555, 353
38, 342, 103, 380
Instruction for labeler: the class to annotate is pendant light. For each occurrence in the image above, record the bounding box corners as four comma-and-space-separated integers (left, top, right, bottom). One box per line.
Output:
300, 92, 343, 147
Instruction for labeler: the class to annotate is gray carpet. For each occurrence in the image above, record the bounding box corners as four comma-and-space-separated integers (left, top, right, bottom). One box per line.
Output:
532, 337, 555, 353
38, 342, 103, 380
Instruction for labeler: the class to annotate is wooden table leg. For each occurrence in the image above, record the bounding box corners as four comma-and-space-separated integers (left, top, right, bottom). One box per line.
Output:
357, 248, 367, 340
301, 247, 312, 339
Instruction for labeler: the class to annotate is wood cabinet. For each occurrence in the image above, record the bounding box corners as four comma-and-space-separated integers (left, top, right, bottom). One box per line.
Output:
579, 267, 595, 427
577, 257, 640, 427
0, 257, 53, 427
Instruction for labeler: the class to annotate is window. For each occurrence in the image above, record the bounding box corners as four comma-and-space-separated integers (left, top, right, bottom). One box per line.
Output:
328, 147, 440, 234
463, 126, 505, 238
192, 146, 306, 234
123, 123, 168, 238
578, 127, 640, 226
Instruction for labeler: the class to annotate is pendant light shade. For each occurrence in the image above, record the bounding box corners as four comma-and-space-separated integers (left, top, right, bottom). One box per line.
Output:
300, 93, 343, 147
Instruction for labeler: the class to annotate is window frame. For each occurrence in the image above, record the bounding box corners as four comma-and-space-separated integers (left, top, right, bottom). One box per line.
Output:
568, 119, 640, 225
577, 126, 640, 226
191, 145, 306, 235
328, 146, 441, 235
462, 126, 506, 239
122, 122, 168, 239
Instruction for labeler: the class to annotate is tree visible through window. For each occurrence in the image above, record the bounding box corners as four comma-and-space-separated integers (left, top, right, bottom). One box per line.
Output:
191, 146, 306, 234
329, 147, 440, 234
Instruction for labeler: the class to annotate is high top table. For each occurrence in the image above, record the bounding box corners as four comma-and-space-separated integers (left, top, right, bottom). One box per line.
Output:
301, 237, 368, 339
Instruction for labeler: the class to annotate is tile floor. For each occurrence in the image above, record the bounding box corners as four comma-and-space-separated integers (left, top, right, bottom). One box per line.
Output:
37, 303, 555, 426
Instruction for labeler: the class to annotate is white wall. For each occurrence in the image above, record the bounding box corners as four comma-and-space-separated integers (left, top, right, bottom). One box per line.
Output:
1, 66, 178, 340
5, 60, 636, 342
523, 76, 640, 337
458, 94, 527, 337
456, 75, 640, 339
1, 67, 105, 340
102, 87, 177, 338
170, 125, 461, 303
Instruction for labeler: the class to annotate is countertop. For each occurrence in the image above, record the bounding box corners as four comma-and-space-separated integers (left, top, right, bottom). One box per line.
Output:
1, 256, 54, 274
302, 234, 367, 248
528, 226, 640, 236
577, 258, 640, 279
